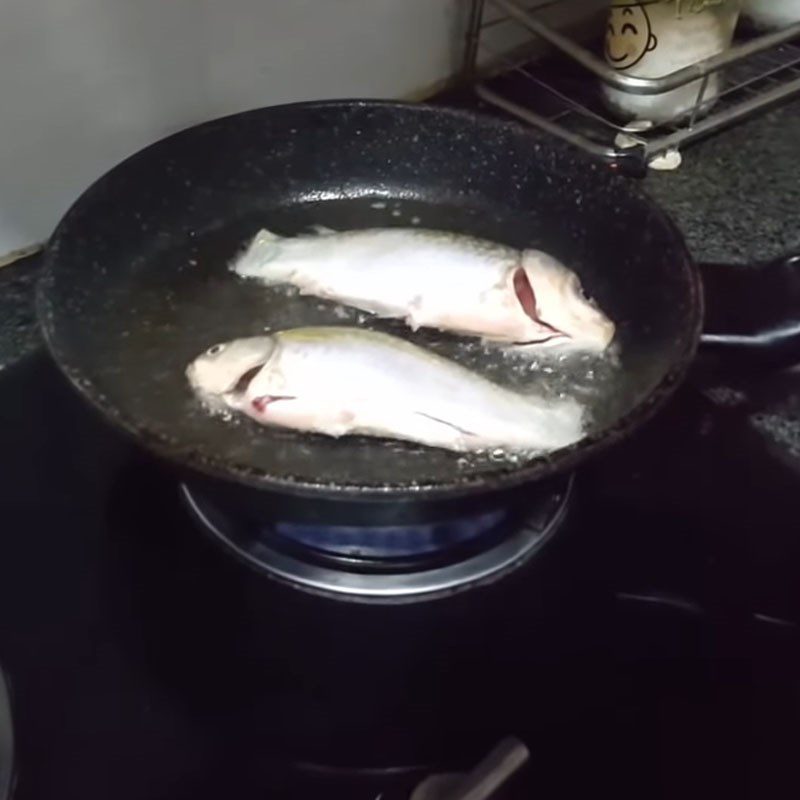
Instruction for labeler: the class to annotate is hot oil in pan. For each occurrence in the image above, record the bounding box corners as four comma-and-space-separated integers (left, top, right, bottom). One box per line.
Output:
91, 197, 625, 488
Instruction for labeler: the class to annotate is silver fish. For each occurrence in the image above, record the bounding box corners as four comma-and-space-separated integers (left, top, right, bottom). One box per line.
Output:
186, 327, 584, 453
232, 227, 615, 350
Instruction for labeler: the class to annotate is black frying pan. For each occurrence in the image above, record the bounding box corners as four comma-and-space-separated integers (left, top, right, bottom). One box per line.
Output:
38, 101, 701, 501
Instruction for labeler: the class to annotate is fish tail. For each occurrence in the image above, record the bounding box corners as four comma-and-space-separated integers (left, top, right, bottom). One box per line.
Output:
230, 228, 286, 281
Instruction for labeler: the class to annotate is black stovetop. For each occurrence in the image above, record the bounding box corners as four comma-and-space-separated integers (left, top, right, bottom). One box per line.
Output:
1, 316, 800, 798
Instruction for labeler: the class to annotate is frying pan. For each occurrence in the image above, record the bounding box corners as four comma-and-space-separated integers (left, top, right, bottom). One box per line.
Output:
38, 101, 701, 502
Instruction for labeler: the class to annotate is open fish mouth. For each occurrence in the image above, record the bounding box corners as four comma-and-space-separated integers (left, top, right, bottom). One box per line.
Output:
228, 364, 264, 398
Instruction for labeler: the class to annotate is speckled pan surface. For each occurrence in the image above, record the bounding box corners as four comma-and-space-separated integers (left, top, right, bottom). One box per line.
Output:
38, 100, 701, 499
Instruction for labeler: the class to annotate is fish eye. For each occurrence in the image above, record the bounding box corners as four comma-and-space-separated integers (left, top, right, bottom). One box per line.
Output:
206, 343, 225, 356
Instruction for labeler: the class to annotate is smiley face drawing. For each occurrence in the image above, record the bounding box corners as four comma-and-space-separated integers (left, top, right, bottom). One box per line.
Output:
605, 3, 659, 70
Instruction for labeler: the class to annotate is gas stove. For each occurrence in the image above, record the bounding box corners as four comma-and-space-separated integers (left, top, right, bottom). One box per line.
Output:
181, 471, 573, 600
2, 243, 800, 800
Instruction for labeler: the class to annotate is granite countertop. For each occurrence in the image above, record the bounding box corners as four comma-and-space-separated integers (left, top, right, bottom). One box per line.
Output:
2, 97, 799, 371
0, 251, 41, 370
644, 98, 800, 267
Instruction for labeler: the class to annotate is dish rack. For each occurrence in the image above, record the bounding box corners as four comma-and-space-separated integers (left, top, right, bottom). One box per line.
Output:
463, 0, 800, 173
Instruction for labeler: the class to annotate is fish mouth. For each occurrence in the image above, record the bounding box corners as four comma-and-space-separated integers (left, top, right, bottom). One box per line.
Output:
229, 364, 264, 398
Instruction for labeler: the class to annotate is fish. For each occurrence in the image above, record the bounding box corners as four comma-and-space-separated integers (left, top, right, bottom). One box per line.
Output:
186, 327, 584, 453
231, 227, 615, 351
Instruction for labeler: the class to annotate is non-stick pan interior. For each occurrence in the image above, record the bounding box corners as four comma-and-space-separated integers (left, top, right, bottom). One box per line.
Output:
39, 102, 700, 498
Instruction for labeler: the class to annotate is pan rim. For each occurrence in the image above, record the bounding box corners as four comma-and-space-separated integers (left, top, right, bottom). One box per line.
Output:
37, 99, 704, 502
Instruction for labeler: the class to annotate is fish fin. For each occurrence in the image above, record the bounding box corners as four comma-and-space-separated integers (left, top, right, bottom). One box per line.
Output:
404, 296, 427, 330
405, 315, 421, 331
311, 408, 357, 437
255, 228, 281, 241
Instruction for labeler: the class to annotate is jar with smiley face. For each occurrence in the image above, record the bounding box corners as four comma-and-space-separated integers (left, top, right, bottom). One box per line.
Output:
602, 0, 741, 124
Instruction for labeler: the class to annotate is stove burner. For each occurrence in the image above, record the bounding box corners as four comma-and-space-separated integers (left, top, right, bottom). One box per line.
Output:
180, 476, 574, 600
271, 506, 511, 559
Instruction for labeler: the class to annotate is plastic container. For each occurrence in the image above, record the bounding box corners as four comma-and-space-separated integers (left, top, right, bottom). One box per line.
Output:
602, 0, 742, 123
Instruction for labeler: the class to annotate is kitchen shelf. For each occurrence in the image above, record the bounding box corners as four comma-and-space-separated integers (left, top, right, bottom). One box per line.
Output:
463, 0, 800, 173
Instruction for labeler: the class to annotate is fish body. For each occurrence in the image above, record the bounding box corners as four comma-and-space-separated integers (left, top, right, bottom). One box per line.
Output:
232, 227, 615, 350
187, 327, 584, 453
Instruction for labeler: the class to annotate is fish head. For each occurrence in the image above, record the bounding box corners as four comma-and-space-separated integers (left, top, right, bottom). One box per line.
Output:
521, 250, 615, 350
186, 336, 278, 409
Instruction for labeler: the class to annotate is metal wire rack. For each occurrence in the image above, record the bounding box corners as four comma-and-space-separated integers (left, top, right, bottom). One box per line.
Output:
463, 0, 800, 173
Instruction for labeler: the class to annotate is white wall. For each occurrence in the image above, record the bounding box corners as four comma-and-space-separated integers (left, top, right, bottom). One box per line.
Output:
0, 0, 600, 257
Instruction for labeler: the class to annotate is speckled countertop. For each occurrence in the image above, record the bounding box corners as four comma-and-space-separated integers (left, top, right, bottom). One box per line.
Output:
0, 251, 41, 369
644, 98, 800, 267
1, 96, 799, 371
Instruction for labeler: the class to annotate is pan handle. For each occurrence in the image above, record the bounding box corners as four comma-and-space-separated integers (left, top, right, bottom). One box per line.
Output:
698, 254, 800, 371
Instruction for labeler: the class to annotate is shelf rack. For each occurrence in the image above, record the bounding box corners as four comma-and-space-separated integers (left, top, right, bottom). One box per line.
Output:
463, 0, 800, 172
